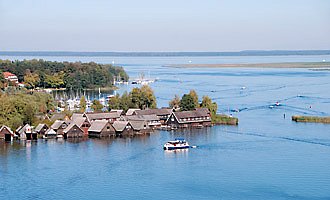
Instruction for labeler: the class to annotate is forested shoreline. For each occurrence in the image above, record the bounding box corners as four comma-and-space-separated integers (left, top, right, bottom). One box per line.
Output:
0, 59, 129, 89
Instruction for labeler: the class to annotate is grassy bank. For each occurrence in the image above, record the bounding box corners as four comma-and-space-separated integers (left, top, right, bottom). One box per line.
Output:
212, 114, 238, 125
292, 115, 330, 124
167, 62, 330, 69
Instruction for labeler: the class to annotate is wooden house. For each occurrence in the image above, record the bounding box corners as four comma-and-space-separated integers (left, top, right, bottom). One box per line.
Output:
63, 123, 84, 138
88, 120, 115, 138
125, 114, 161, 128
71, 117, 91, 135
134, 108, 172, 124
129, 120, 150, 135
85, 112, 120, 123
35, 124, 49, 136
50, 120, 69, 135
50, 113, 68, 121
112, 121, 134, 137
17, 124, 32, 140
125, 109, 141, 116
0, 125, 15, 141
166, 109, 211, 129
44, 129, 57, 139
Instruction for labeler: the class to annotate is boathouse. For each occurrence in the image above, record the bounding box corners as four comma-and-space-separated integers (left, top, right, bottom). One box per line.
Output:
166, 109, 211, 128
17, 124, 33, 140
88, 120, 115, 138
125, 109, 141, 116
134, 108, 172, 124
129, 120, 150, 135
35, 124, 49, 136
112, 121, 134, 136
63, 123, 84, 138
125, 114, 161, 128
51, 120, 69, 135
85, 112, 120, 123
44, 129, 57, 139
0, 125, 15, 141
72, 117, 91, 135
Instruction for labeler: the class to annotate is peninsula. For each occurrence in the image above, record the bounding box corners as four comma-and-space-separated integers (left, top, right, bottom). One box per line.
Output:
167, 62, 330, 69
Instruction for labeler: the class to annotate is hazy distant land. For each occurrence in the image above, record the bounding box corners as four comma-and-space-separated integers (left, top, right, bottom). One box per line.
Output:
167, 62, 330, 69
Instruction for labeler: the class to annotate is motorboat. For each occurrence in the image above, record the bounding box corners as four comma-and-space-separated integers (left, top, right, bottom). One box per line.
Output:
163, 138, 190, 150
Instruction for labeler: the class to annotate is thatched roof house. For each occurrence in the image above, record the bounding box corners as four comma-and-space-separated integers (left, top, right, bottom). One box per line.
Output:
88, 120, 115, 138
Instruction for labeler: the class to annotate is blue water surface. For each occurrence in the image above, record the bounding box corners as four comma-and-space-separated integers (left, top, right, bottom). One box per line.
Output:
1, 55, 330, 200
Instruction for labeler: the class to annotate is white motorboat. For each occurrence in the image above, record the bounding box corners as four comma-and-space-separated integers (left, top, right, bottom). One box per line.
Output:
163, 138, 190, 150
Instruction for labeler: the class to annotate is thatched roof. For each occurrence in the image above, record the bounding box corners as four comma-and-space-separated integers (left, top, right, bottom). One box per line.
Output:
35, 124, 48, 132
129, 120, 146, 131
51, 120, 67, 130
112, 121, 129, 132
135, 108, 172, 116
85, 112, 120, 121
125, 109, 140, 116
63, 123, 83, 134
72, 117, 88, 128
88, 120, 110, 132
174, 109, 210, 119
50, 113, 66, 121
125, 114, 160, 121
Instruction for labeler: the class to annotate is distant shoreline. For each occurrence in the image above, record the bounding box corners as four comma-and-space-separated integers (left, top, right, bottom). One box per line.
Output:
0, 50, 330, 57
166, 62, 330, 69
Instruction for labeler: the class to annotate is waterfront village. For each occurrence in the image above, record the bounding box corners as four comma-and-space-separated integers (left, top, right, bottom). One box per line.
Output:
0, 107, 213, 141
0, 69, 238, 142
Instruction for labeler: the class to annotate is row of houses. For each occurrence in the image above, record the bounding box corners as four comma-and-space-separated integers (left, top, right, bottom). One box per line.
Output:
0, 107, 212, 141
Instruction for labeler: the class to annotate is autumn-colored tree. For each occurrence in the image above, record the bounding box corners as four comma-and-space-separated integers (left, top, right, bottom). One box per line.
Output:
91, 100, 103, 112
169, 95, 180, 109
201, 95, 218, 116
140, 85, 157, 109
80, 96, 86, 113
189, 89, 199, 108
24, 71, 40, 89
108, 94, 121, 110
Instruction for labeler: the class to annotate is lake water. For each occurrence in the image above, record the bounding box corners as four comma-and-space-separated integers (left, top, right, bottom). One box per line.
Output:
1, 55, 330, 199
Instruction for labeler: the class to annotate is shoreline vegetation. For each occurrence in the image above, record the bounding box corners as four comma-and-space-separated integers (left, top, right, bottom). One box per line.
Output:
292, 115, 330, 124
168, 90, 238, 126
0, 59, 128, 90
166, 62, 330, 69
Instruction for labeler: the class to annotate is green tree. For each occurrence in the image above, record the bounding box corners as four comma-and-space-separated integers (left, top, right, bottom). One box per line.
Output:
130, 87, 142, 108
140, 85, 157, 109
44, 72, 65, 88
23, 104, 36, 125
120, 91, 133, 112
24, 72, 40, 89
201, 95, 218, 116
189, 89, 199, 108
80, 96, 86, 113
169, 95, 180, 109
180, 94, 196, 111
91, 99, 103, 112
108, 94, 121, 110
0, 70, 5, 90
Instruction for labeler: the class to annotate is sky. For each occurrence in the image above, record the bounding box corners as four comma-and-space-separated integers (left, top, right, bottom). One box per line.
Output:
0, 0, 329, 52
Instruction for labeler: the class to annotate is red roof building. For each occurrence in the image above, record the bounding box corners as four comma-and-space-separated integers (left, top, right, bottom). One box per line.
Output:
3, 72, 18, 83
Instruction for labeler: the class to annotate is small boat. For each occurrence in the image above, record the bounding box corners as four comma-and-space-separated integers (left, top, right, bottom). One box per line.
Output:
163, 138, 190, 150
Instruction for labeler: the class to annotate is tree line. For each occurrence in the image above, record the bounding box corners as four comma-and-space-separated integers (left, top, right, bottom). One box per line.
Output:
0, 90, 55, 129
0, 59, 129, 89
107, 85, 157, 112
